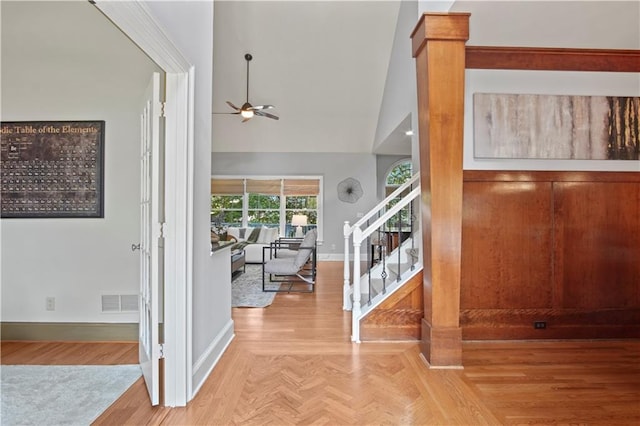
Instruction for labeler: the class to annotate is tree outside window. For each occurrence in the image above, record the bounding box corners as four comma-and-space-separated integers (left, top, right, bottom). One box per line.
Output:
386, 161, 412, 186
211, 194, 243, 229
248, 194, 280, 227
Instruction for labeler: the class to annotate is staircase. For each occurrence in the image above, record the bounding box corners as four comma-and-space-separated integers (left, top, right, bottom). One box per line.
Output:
342, 173, 423, 342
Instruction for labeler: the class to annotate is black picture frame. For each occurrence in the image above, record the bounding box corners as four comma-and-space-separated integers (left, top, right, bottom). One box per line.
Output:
0, 120, 105, 218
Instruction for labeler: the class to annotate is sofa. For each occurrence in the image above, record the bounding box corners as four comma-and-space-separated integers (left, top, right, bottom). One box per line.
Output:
226, 226, 280, 263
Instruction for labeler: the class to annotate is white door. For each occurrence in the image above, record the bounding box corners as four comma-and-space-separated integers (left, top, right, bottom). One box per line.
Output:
139, 72, 164, 406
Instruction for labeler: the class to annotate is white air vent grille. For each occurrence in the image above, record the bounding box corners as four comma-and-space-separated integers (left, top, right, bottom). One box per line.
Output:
101, 294, 139, 313
120, 294, 139, 312
101, 295, 121, 312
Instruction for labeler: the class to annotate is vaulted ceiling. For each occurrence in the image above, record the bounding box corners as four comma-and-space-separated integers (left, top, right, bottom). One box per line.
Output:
211, 0, 401, 154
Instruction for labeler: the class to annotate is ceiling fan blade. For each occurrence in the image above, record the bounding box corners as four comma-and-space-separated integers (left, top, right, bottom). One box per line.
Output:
255, 110, 279, 120
212, 112, 240, 115
226, 101, 240, 111
251, 105, 274, 111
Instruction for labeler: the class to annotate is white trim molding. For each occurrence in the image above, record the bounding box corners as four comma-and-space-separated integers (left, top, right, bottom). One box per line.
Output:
92, 0, 194, 407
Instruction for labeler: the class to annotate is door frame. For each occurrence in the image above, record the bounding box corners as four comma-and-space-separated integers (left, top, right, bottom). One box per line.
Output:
93, 1, 194, 406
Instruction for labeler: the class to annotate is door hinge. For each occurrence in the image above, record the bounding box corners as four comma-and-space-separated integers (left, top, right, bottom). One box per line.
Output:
160, 101, 166, 118
159, 343, 165, 359
160, 222, 165, 238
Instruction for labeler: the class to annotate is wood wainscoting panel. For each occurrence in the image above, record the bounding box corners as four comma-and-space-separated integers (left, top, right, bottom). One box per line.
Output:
461, 171, 640, 340
461, 180, 553, 309
361, 270, 423, 341
554, 181, 640, 309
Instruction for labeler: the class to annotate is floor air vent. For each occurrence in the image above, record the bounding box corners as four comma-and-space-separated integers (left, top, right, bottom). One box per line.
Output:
101, 294, 139, 313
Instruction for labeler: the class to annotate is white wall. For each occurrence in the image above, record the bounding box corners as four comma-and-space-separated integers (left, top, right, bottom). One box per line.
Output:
373, 0, 419, 160
211, 152, 379, 257
454, 0, 640, 49
0, 1, 160, 323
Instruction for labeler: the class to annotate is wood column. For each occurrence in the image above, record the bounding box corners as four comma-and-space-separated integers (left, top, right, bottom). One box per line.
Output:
411, 13, 469, 367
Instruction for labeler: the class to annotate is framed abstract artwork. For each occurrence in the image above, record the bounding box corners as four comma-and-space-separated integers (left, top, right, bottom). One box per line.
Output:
474, 93, 639, 160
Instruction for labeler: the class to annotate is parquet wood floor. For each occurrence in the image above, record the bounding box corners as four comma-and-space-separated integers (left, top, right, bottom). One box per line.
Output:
2, 262, 639, 425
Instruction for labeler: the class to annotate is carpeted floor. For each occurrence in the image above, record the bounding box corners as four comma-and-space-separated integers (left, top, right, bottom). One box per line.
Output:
1, 364, 141, 426
232, 264, 279, 308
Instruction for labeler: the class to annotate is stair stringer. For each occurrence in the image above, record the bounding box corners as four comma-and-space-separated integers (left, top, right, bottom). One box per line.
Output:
360, 267, 424, 341
356, 262, 423, 329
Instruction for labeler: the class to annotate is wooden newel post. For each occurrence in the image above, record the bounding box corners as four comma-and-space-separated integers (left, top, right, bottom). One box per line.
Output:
411, 13, 469, 367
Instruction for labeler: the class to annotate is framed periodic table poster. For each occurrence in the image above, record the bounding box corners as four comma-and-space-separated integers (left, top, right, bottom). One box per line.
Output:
0, 121, 105, 218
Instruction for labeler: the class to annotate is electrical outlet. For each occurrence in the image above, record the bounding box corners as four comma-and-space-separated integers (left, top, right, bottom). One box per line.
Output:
533, 321, 546, 329
46, 297, 55, 311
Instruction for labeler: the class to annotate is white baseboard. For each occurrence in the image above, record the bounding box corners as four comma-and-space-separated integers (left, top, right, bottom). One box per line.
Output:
317, 253, 344, 261
190, 319, 235, 399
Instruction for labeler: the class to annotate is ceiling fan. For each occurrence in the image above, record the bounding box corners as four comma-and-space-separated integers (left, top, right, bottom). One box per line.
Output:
215, 53, 279, 123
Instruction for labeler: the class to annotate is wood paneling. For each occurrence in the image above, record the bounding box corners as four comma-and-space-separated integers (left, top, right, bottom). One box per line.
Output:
461, 181, 553, 309
413, 15, 640, 343
464, 170, 640, 183
466, 46, 640, 72
460, 171, 640, 339
554, 182, 640, 309
360, 270, 423, 341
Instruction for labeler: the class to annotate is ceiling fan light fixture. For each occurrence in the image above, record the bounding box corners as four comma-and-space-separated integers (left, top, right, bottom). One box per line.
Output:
215, 53, 279, 122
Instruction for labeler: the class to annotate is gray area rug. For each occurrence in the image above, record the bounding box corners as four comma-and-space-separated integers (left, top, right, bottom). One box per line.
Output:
1, 364, 141, 425
232, 264, 278, 308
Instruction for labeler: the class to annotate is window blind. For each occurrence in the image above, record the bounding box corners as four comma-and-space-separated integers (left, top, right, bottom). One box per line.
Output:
246, 179, 281, 195
283, 179, 320, 195
211, 179, 244, 195
212, 178, 320, 195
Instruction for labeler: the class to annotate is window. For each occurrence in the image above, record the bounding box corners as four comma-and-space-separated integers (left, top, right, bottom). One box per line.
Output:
385, 161, 413, 229
385, 161, 412, 191
285, 195, 317, 237
211, 194, 243, 226
211, 176, 323, 239
210, 178, 244, 230
248, 194, 280, 227
283, 178, 319, 237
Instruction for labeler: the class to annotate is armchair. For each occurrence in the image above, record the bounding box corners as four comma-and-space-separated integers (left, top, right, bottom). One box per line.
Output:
262, 229, 317, 293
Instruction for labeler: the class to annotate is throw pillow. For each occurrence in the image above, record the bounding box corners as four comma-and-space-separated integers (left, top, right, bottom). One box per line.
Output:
257, 226, 280, 244
247, 227, 261, 243
257, 226, 269, 244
